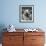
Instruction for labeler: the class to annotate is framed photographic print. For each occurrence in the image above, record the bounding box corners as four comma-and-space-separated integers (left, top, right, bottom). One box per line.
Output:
19, 5, 34, 23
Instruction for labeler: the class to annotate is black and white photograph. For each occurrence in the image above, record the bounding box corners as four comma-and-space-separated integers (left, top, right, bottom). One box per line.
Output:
19, 5, 34, 22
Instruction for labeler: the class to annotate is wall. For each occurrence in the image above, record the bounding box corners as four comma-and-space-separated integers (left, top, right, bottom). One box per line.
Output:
0, 0, 46, 44
0, 0, 46, 29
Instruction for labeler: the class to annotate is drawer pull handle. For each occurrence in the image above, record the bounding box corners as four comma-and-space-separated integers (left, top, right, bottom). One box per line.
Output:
32, 39, 36, 40
9, 38, 12, 40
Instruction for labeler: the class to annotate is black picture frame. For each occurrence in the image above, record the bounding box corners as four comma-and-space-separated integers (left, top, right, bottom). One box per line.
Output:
19, 5, 34, 23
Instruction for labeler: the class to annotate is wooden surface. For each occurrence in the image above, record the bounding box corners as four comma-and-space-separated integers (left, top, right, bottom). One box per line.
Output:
3, 32, 24, 46
24, 32, 45, 46
2, 29, 45, 46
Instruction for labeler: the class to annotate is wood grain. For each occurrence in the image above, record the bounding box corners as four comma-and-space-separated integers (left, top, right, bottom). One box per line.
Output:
2, 30, 45, 46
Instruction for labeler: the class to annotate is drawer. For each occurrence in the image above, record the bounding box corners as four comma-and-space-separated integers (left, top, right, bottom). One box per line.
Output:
24, 32, 44, 36
3, 37, 23, 46
3, 42, 15, 46
24, 36, 32, 40
32, 36, 45, 44
3, 32, 23, 36
3, 36, 23, 43
31, 44, 44, 46
3, 43, 23, 46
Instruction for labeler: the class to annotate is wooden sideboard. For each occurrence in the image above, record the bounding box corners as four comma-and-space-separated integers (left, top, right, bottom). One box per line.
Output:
2, 29, 45, 46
